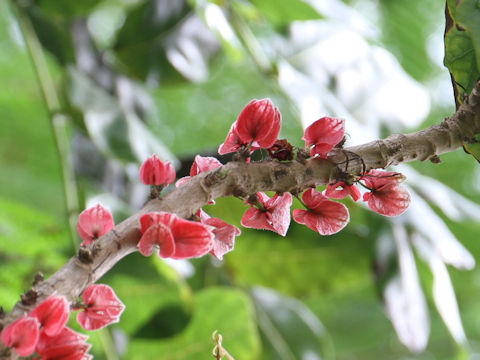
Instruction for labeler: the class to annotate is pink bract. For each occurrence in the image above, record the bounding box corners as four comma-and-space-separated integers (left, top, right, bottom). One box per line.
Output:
197, 209, 241, 260
218, 99, 281, 154
0, 315, 39, 357
241, 192, 292, 237
236, 99, 281, 149
302, 117, 344, 158
77, 204, 115, 246
30, 295, 70, 337
139, 154, 176, 186
218, 123, 243, 155
324, 182, 361, 202
176, 155, 222, 187
77, 284, 125, 331
36, 326, 91, 360
293, 188, 349, 235
361, 169, 410, 216
138, 212, 214, 259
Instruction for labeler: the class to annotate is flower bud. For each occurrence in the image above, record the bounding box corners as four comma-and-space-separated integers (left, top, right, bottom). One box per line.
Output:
139, 154, 176, 186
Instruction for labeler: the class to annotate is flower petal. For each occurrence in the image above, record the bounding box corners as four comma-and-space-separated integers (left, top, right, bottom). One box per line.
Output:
1, 316, 39, 357
30, 296, 69, 337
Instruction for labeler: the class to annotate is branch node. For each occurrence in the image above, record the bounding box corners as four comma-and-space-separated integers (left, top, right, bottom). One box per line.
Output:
21, 288, 38, 306
33, 272, 44, 286
78, 248, 94, 264
429, 155, 442, 164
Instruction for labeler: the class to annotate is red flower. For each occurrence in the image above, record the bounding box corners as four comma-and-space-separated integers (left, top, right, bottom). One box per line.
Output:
241, 192, 292, 236
139, 154, 176, 186
176, 155, 222, 187
302, 117, 344, 158
36, 326, 91, 360
30, 296, 70, 337
293, 188, 349, 235
197, 209, 241, 260
218, 99, 281, 154
76, 284, 125, 331
1, 315, 39, 357
324, 182, 361, 201
77, 204, 114, 246
362, 169, 410, 216
138, 212, 214, 259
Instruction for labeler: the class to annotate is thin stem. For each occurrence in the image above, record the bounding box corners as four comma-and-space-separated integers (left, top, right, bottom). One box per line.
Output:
11, 1, 79, 251
98, 328, 120, 360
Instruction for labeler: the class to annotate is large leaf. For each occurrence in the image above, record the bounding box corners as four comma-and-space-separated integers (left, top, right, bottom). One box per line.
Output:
126, 287, 261, 359
444, 0, 480, 107
113, 0, 218, 82
251, 287, 327, 360
0, 198, 69, 310
248, 0, 322, 29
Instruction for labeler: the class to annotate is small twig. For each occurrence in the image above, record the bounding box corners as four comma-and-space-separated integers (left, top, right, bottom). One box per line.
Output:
212, 331, 235, 360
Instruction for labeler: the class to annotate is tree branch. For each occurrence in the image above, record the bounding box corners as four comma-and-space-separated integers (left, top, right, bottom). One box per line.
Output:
1, 80, 480, 357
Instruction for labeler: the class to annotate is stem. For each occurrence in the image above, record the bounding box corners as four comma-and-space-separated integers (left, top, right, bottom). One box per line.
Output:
11, 1, 79, 251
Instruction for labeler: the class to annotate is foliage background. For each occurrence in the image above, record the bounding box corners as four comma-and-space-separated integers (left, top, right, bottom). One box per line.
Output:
0, 0, 480, 359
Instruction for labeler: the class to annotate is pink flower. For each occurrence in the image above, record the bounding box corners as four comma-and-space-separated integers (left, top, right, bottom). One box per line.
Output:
36, 326, 91, 360
293, 188, 349, 235
139, 154, 176, 186
1, 315, 40, 356
176, 155, 222, 187
197, 209, 241, 260
241, 192, 292, 236
30, 296, 70, 337
138, 212, 214, 259
302, 117, 344, 158
362, 169, 410, 216
77, 204, 114, 246
324, 182, 361, 201
76, 284, 125, 331
219, 99, 281, 154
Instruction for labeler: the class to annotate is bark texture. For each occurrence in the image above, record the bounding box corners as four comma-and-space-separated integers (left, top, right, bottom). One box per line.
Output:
1, 80, 480, 359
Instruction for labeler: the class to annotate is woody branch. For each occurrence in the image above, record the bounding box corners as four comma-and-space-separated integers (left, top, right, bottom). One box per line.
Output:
1, 80, 480, 350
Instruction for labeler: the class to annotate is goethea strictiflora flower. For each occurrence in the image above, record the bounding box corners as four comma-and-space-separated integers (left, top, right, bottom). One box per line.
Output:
139, 154, 176, 186
30, 295, 70, 337
302, 117, 345, 158
36, 326, 91, 360
362, 169, 410, 216
241, 192, 293, 237
176, 155, 222, 187
77, 204, 114, 246
293, 188, 349, 235
0, 315, 40, 357
219, 99, 281, 154
76, 284, 125, 331
138, 212, 214, 259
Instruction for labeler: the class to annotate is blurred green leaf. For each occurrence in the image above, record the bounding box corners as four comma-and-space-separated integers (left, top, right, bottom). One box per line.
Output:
251, 286, 327, 360
100, 254, 192, 336
0, 198, 69, 310
35, 0, 98, 17
248, 0, 321, 29
126, 287, 261, 359
444, 0, 480, 107
23, 4, 74, 65
113, 0, 191, 82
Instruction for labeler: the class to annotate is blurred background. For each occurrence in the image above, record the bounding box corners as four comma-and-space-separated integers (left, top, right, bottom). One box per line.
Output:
1, 0, 480, 359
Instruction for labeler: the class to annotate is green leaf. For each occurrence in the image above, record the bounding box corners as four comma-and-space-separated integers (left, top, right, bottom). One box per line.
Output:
0, 198, 69, 311
248, 0, 322, 28
251, 286, 327, 360
35, 0, 99, 17
444, 0, 480, 107
126, 287, 261, 360
113, 0, 192, 82
99, 254, 192, 336
24, 4, 74, 65
463, 134, 480, 162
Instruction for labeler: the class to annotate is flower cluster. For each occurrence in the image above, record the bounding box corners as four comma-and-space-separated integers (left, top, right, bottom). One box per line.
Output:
0, 284, 124, 359
134, 98, 411, 259
0, 295, 88, 359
